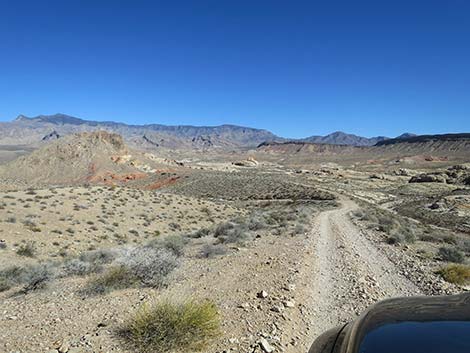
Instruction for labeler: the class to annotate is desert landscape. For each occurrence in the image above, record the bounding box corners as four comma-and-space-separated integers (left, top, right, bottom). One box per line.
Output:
0, 114, 468, 352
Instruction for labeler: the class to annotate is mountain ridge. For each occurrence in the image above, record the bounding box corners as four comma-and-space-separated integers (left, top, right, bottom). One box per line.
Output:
0, 113, 455, 148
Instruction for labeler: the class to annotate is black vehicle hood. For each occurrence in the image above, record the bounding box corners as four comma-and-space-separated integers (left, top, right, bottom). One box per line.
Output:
341, 292, 470, 353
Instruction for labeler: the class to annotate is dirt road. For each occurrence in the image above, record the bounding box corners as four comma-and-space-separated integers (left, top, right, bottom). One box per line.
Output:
286, 198, 422, 352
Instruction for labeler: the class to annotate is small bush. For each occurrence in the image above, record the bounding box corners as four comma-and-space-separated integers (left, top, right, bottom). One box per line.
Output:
121, 299, 219, 353
20, 264, 55, 293
6, 217, 16, 223
62, 258, 101, 277
247, 217, 266, 231
0, 278, 11, 292
438, 264, 470, 285
214, 222, 235, 237
386, 227, 417, 244
190, 228, 210, 238
214, 222, 248, 244
438, 246, 465, 263
84, 266, 139, 295
79, 249, 118, 265
200, 244, 227, 258
156, 235, 187, 257
118, 247, 179, 288
293, 224, 308, 235
351, 209, 365, 219
16, 242, 36, 257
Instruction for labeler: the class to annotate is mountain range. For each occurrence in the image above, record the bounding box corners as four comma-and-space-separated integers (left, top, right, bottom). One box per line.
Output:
0, 113, 418, 148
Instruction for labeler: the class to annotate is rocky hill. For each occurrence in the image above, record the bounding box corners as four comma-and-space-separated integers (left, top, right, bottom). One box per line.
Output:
0, 131, 165, 186
256, 134, 470, 168
374, 133, 470, 146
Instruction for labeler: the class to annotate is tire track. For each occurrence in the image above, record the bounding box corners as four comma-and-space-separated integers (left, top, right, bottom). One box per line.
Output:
287, 198, 422, 352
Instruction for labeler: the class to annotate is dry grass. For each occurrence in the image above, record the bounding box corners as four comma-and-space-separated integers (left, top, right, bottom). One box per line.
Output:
437, 264, 470, 285
84, 266, 139, 294
121, 299, 220, 353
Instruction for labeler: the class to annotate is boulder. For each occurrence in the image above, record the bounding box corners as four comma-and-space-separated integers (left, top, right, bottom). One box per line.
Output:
409, 173, 447, 183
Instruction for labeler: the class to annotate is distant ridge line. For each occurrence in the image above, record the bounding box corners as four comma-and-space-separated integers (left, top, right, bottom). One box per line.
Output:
374, 133, 470, 146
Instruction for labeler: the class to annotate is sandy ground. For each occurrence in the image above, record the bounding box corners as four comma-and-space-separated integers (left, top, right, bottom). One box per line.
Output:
0, 197, 461, 353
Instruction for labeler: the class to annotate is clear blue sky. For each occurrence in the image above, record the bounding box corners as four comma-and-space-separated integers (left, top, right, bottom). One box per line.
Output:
0, 0, 469, 138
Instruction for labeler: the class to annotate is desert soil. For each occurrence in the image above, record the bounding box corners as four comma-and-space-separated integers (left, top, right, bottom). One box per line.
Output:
0, 196, 460, 353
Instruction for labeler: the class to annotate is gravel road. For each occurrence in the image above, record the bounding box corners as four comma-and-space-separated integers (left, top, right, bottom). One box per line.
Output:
289, 198, 422, 352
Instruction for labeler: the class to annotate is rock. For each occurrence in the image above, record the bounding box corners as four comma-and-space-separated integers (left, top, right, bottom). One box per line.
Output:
369, 173, 385, 180
284, 284, 296, 291
259, 338, 275, 353
58, 341, 70, 353
394, 168, 411, 176
257, 290, 268, 299
283, 300, 295, 308
409, 173, 446, 183
233, 157, 258, 167
239, 302, 250, 309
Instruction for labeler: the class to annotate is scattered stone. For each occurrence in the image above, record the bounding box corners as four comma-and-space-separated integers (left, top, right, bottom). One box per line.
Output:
259, 338, 275, 353
283, 300, 295, 308
58, 341, 70, 353
257, 290, 268, 299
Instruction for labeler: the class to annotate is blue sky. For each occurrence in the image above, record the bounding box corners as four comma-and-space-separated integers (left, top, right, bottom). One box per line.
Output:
0, 0, 469, 138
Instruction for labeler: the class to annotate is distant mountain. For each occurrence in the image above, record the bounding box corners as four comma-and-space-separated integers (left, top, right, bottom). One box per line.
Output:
301, 131, 389, 146
395, 132, 417, 139
374, 133, 470, 146
1, 113, 284, 149
0, 113, 442, 149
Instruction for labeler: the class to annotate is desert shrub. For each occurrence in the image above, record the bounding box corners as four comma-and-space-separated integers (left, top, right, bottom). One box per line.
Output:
351, 209, 365, 219
5, 217, 16, 223
438, 264, 470, 285
386, 225, 417, 244
0, 265, 24, 284
84, 266, 138, 295
62, 258, 101, 276
214, 222, 235, 237
293, 224, 308, 235
168, 222, 181, 231
377, 217, 400, 234
438, 246, 465, 263
20, 264, 56, 293
0, 278, 11, 292
190, 228, 211, 238
214, 222, 248, 244
117, 247, 178, 288
16, 242, 36, 257
0, 242, 6, 250
0, 266, 23, 292
79, 248, 118, 265
148, 235, 187, 257
199, 244, 227, 258
120, 299, 219, 353
247, 216, 266, 231
459, 239, 470, 254
418, 233, 439, 243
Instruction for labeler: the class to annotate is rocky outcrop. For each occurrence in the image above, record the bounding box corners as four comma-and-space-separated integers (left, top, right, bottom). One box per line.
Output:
409, 173, 447, 183
233, 157, 259, 167
409, 165, 470, 185
42, 130, 60, 141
